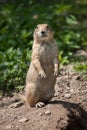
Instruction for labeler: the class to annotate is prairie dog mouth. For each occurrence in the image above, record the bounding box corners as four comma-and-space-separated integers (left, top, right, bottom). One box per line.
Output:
40, 33, 47, 37
37, 31, 48, 38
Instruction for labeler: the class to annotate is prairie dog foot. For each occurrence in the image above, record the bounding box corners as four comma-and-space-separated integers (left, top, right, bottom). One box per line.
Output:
35, 102, 45, 108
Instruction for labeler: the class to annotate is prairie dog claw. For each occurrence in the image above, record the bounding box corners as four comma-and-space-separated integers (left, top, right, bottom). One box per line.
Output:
39, 70, 46, 78
35, 102, 45, 108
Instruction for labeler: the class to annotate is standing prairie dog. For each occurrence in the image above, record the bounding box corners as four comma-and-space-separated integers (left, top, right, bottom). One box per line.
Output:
22, 24, 59, 108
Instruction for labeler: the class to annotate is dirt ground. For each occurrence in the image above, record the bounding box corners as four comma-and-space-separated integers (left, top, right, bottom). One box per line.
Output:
0, 65, 87, 130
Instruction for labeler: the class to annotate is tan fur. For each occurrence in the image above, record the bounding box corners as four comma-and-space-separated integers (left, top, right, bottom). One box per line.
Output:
22, 24, 59, 107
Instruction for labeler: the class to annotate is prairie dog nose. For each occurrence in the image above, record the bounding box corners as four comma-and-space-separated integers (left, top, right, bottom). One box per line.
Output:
41, 31, 45, 34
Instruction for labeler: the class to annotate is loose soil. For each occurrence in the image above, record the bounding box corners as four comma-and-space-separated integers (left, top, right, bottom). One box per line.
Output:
0, 65, 87, 130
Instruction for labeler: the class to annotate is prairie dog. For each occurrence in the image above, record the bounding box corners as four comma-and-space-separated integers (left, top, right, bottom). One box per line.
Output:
22, 24, 59, 107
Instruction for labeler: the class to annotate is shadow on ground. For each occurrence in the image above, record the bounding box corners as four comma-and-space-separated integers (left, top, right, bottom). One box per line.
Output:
50, 100, 87, 130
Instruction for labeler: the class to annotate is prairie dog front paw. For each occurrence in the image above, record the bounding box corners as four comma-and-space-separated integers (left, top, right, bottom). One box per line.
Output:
54, 69, 59, 76
39, 70, 46, 78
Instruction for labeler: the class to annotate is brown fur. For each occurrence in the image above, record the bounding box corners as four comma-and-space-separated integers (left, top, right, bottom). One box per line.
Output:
21, 24, 59, 107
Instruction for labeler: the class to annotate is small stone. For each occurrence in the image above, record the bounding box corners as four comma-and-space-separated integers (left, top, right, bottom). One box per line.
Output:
15, 125, 19, 130
39, 113, 43, 116
6, 125, 12, 129
66, 87, 70, 90
10, 102, 23, 108
70, 89, 74, 93
18, 117, 29, 123
3, 116, 6, 119
14, 116, 17, 119
10, 114, 13, 116
65, 93, 71, 98
45, 110, 51, 115
40, 128, 46, 130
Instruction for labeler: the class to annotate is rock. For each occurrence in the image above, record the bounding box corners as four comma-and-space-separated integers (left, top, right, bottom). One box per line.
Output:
74, 50, 87, 57
70, 79, 79, 88
65, 93, 71, 98
40, 128, 46, 130
10, 114, 13, 116
45, 110, 51, 115
18, 117, 29, 123
73, 75, 81, 80
39, 113, 43, 116
14, 116, 17, 119
57, 76, 67, 83
10, 102, 24, 108
15, 125, 19, 130
66, 87, 70, 90
3, 116, 6, 119
70, 89, 74, 93
6, 125, 12, 129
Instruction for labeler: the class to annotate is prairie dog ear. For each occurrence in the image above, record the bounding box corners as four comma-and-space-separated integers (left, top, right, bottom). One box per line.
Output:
33, 29, 36, 38
33, 25, 39, 38
50, 31, 54, 38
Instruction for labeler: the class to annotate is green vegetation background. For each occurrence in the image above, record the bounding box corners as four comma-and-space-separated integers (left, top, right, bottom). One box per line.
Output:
0, 0, 87, 94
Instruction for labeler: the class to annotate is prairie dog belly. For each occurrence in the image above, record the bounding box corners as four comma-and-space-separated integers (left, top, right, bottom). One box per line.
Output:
26, 42, 55, 85
26, 62, 55, 85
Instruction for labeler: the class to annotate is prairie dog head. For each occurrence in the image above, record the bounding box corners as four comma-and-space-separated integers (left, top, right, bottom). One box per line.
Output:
33, 24, 54, 42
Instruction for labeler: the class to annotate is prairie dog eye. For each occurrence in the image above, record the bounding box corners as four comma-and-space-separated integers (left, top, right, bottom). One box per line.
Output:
36, 26, 39, 29
46, 25, 49, 29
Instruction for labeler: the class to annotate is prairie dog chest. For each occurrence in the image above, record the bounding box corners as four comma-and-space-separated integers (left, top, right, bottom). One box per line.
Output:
39, 43, 53, 63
